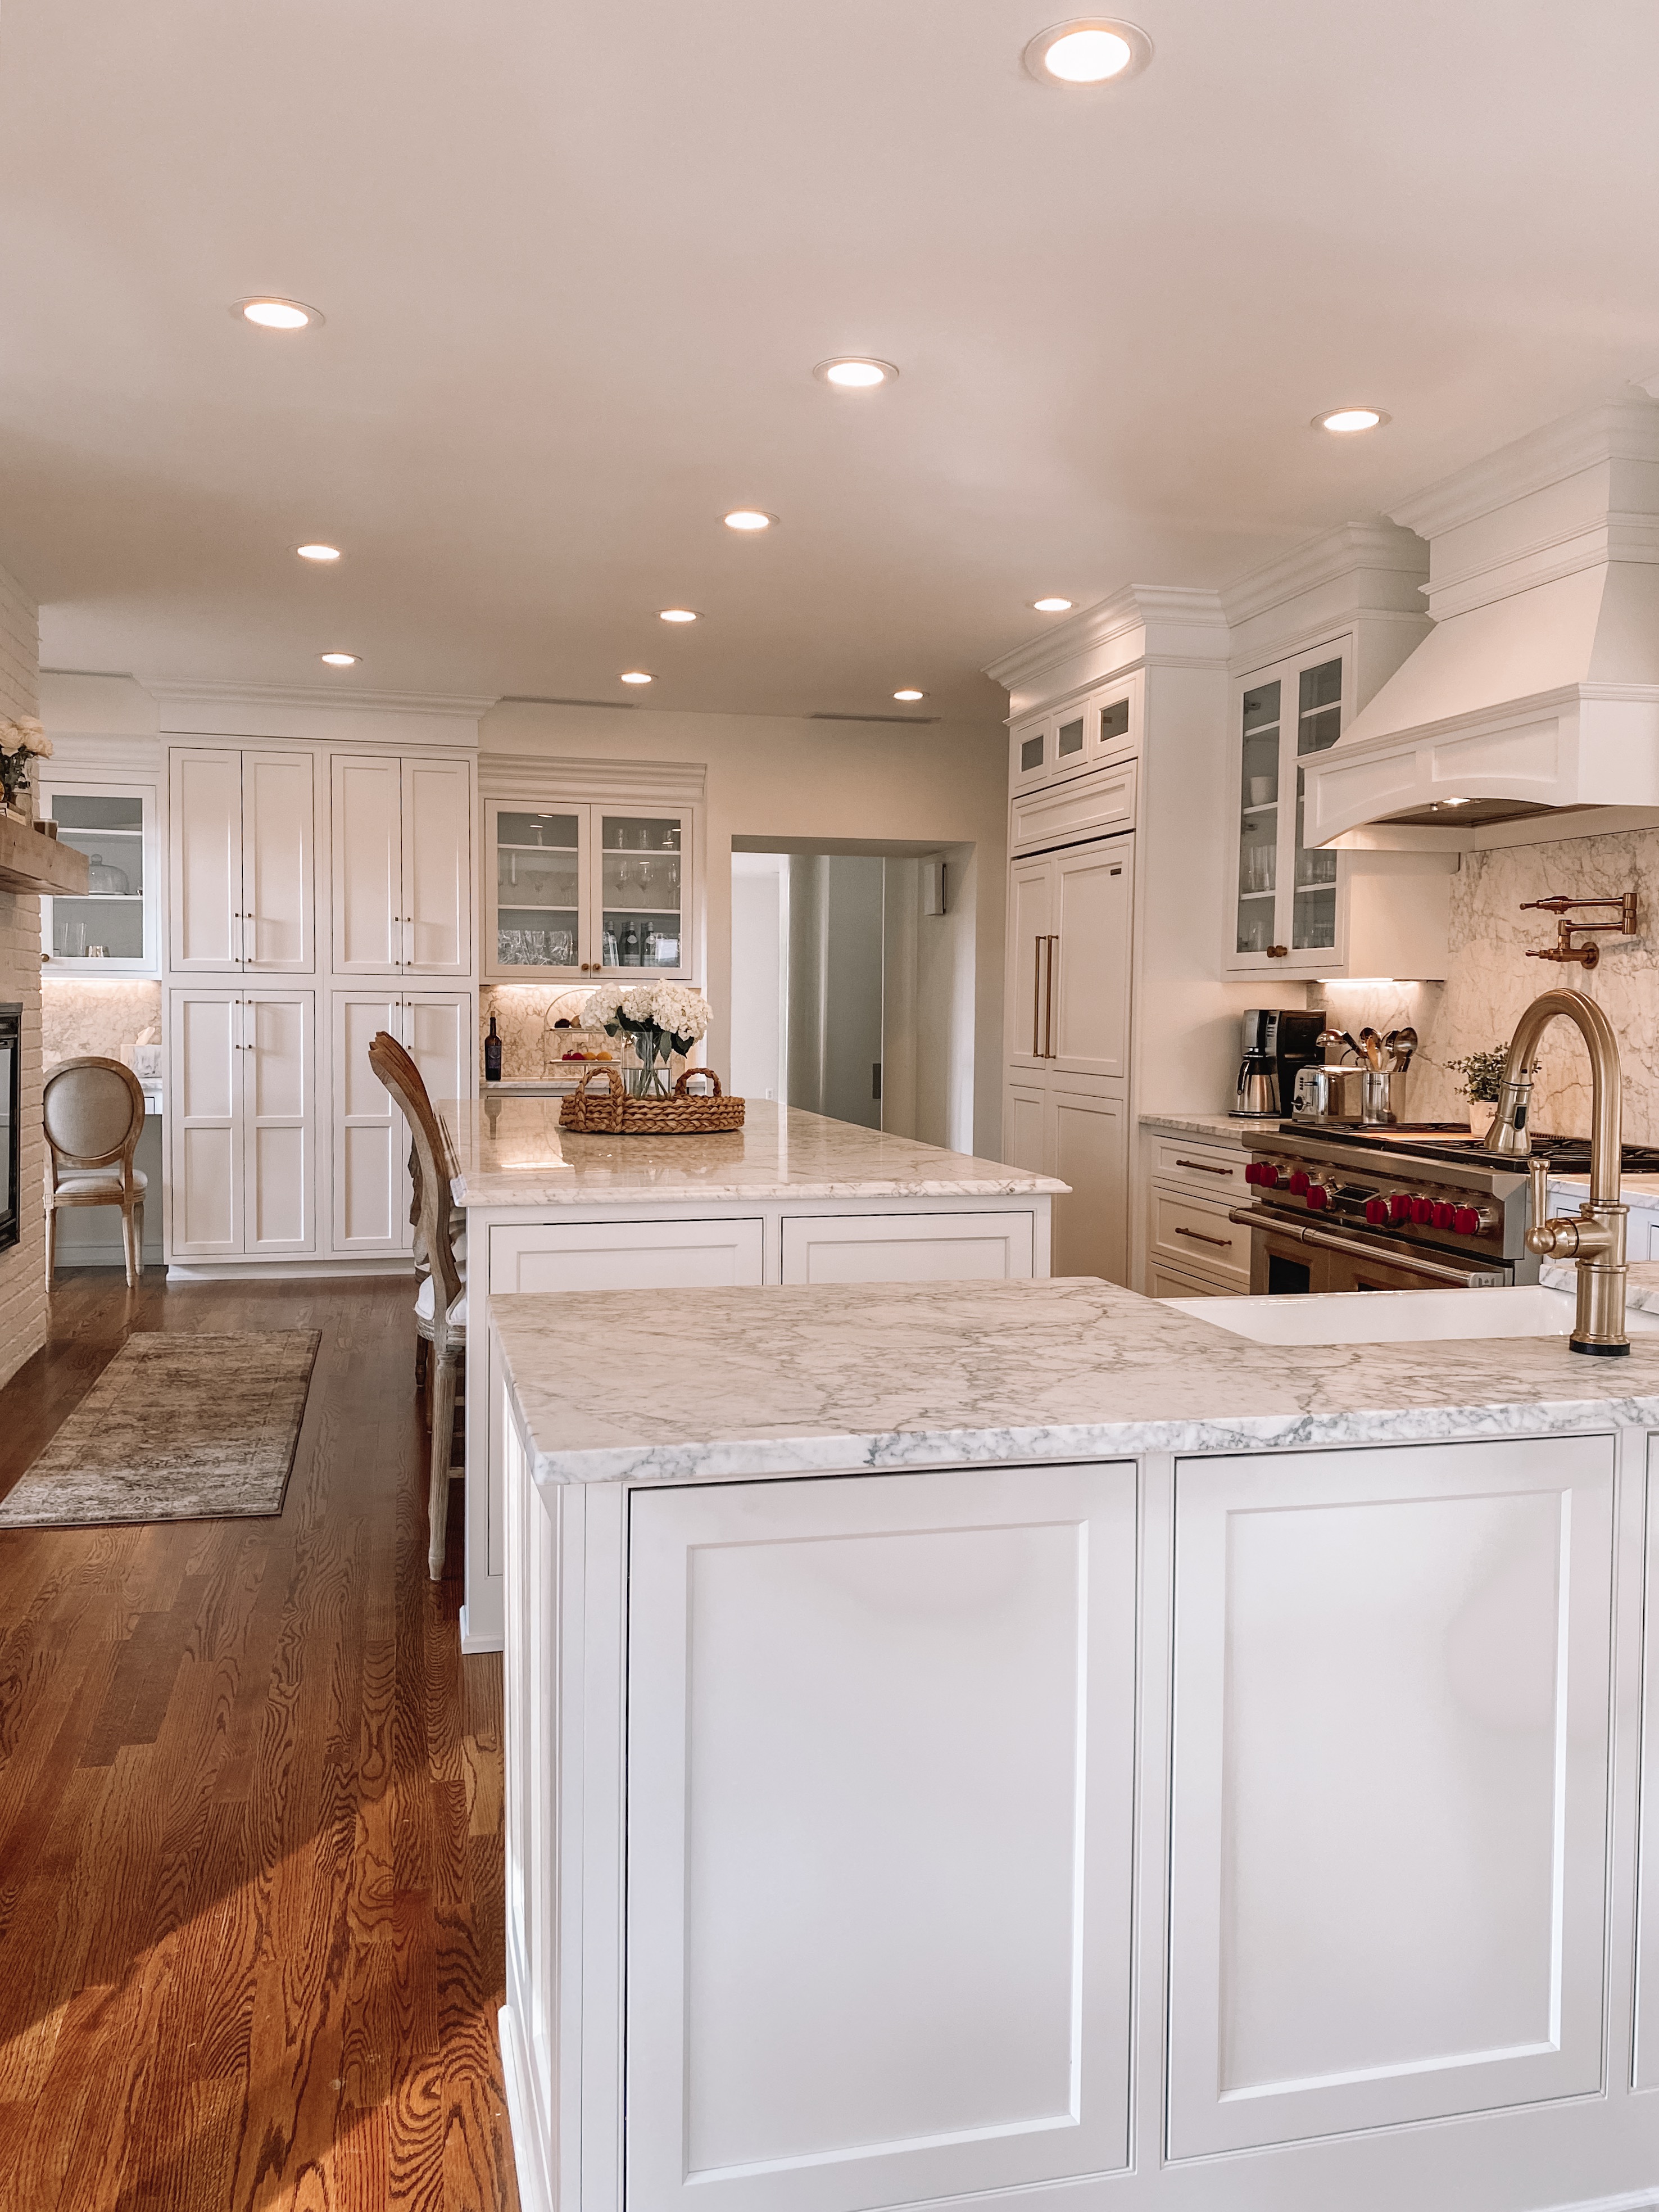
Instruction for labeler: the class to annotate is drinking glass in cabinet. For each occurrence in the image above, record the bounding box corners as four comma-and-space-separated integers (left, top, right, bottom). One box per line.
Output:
601, 815, 683, 967
499, 811, 580, 851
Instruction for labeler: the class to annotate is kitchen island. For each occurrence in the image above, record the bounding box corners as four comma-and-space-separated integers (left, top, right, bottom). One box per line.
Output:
493, 1273, 1659, 2212
442, 1096, 1066, 1648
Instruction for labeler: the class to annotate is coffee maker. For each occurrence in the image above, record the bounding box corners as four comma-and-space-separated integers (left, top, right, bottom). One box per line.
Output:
1232, 1008, 1327, 1120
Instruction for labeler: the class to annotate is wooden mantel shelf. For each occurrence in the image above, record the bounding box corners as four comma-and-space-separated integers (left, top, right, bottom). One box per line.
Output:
0, 812, 89, 898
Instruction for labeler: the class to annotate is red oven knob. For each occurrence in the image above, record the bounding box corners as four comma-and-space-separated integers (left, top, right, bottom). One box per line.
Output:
1388, 1192, 1412, 1223
1409, 1196, 1435, 1224
1288, 1170, 1309, 1195
1452, 1205, 1481, 1234
1364, 1196, 1388, 1225
1305, 1183, 1331, 1210
1431, 1201, 1455, 1229
1245, 1160, 1280, 1187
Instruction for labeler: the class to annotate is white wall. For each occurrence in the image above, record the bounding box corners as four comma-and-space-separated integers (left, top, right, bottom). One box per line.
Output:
483, 700, 1008, 1157
729, 853, 787, 1102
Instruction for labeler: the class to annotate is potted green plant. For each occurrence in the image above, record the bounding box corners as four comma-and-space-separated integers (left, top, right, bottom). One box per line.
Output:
1447, 1045, 1511, 1137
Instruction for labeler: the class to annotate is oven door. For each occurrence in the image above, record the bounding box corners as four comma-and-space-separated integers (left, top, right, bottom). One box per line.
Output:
1236, 1207, 1513, 1296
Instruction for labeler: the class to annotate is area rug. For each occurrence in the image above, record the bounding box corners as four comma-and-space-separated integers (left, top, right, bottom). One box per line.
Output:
0, 1329, 322, 1528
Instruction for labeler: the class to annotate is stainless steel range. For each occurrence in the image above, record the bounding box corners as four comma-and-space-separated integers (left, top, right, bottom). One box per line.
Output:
1229, 1124, 1659, 1295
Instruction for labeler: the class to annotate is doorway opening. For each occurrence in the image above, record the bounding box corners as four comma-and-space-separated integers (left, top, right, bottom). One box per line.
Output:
729, 840, 976, 1148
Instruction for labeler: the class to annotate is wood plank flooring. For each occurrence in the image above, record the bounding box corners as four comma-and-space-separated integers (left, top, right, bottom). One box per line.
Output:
0, 1270, 519, 2211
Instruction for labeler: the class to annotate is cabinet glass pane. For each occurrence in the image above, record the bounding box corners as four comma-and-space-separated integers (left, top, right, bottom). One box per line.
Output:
1057, 717, 1085, 758
1236, 679, 1280, 955
1021, 734, 1044, 772
496, 811, 580, 967
1291, 658, 1341, 949
1099, 698, 1130, 744
601, 815, 682, 968
48, 791, 147, 961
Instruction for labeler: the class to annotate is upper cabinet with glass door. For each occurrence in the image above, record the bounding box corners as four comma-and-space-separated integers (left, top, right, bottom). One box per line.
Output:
486, 800, 693, 980
1224, 640, 1351, 978
40, 782, 159, 973
1008, 681, 1138, 799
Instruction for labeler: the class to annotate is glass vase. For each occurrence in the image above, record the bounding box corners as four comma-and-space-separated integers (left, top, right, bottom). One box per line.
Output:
627, 1030, 673, 1098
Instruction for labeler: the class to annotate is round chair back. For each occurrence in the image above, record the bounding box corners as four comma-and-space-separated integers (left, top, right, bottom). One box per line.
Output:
43, 1058, 145, 1169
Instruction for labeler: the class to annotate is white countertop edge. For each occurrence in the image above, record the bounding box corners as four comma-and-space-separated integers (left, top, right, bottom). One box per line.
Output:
520, 1392, 1657, 1489
1137, 1112, 1254, 1145
454, 1171, 1069, 1206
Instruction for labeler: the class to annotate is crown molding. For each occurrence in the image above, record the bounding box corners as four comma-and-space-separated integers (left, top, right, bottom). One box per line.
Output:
477, 751, 706, 805
1219, 519, 1427, 628
142, 677, 498, 720
1390, 399, 1659, 542
983, 584, 1227, 691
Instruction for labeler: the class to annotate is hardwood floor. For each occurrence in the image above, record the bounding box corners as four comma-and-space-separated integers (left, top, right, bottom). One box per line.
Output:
0, 1270, 519, 2212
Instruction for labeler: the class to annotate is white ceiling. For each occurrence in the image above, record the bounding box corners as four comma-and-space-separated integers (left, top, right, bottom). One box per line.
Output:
6, 0, 1659, 723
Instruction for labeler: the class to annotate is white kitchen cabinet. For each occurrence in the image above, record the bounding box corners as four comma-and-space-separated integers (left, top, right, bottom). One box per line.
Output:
1008, 679, 1137, 799
1004, 830, 1132, 1077
624, 1459, 1139, 2212
1638, 1437, 1659, 2088
40, 779, 158, 973
331, 753, 472, 976
331, 988, 473, 1255
781, 1210, 1036, 1283
484, 799, 695, 981
1143, 1132, 1252, 1293
167, 987, 316, 1257
168, 747, 315, 973
1167, 1433, 1615, 2156
1003, 1073, 1127, 1284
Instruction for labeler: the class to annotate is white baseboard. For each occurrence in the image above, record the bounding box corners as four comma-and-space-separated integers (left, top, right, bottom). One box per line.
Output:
459, 1600, 504, 1657
498, 2003, 552, 2212
164, 1257, 416, 1281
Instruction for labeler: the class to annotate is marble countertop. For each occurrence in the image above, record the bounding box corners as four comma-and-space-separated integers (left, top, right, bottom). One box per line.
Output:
443, 1095, 1068, 1208
490, 1274, 1659, 1489
1139, 1112, 1254, 1146
1551, 1170, 1659, 1202
1539, 1256, 1659, 1313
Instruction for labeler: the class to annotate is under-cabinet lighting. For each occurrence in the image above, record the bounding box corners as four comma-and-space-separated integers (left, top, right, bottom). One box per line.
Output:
1023, 19, 1153, 84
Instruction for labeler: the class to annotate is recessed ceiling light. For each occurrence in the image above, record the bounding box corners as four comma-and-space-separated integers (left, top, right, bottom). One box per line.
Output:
235, 297, 324, 331
296, 543, 341, 562
893, 689, 926, 702
659, 608, 699, 623
320, 652, 358, 667
1031, 596, 1073, 613
813, 358, 898, 389
1023, 18, 1153, 85
620, 670, 654, 685
723, 509, 776, 532
1314, 406, 1389, 433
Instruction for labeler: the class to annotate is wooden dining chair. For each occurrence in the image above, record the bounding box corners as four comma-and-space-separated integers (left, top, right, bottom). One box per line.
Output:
43, 1057, 148, 1288
369, 1030, 465, 1579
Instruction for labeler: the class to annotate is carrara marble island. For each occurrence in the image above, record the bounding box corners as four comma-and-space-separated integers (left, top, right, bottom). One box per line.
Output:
493, 1274, 1659, 2212
441, 1096, 1066, 1650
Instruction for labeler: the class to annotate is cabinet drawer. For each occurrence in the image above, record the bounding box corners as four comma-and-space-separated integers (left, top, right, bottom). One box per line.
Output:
488, 1217, 765, 1293
1010, 760, 1137, 855
782, 1211, 1035, 1285
1148, 1191, 1250, 1287
1149, 1137, 1249, 1201
1148, 1259, 1227, 1300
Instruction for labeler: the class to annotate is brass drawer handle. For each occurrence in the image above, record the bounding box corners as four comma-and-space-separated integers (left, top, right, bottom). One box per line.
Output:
1175, 1225, 1232, 1248
1174, 1157, 1233, 1176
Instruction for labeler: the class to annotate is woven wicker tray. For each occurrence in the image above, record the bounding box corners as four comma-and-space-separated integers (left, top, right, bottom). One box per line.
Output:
559, 1066, 746, 1136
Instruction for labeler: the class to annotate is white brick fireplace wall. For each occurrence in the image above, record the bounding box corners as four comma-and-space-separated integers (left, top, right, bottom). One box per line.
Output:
0, 564, 46, 1386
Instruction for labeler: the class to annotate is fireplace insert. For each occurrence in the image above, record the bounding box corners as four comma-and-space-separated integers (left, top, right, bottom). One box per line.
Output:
0, 1005, 19, 1255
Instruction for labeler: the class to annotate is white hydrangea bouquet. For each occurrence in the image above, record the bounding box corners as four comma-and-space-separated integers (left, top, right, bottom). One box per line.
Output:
583, 980, 711, 1097
0, 717, 51, 812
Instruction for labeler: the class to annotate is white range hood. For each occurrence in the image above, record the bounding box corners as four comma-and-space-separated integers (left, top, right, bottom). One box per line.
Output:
1304, 400, 1659, 849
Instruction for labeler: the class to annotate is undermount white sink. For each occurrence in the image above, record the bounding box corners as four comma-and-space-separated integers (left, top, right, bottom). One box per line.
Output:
1163, 1283, 1659, 1346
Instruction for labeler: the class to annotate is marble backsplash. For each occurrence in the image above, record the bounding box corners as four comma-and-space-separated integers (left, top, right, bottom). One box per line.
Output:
481, 983, 633, 1079
1317, 826, 1659, 1143
42, 978, 162, 1073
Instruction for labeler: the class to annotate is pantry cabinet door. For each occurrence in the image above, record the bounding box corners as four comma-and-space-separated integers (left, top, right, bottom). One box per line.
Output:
1003, 1078, 1049, 1177
402, 758, 472, 975
1050, 834, 1132, 1080
1004, 853, 1054, 1071
626, 1459, 1139, 2212
1049, 1082, 1128, 1284
243, 750, 315, 972
167, 989, 243, 1255
1167, 1433, 1615, 2155
401, 992, 473, 1253
330, 990, 406, 1256
331, 754, 403, 974
168, 749, 244, 971
243, 991, 316, 1256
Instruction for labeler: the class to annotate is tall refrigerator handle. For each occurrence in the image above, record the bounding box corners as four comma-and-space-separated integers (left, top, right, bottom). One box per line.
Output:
1043, 934, 1058, 1060
1032, 936, 1044, 1057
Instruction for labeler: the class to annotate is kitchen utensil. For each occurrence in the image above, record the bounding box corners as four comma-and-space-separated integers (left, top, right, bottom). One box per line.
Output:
1359, 1026, 1384, 1072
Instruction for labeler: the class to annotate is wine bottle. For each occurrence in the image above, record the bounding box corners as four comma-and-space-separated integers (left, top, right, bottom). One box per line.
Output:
484, 1014, 502, 1083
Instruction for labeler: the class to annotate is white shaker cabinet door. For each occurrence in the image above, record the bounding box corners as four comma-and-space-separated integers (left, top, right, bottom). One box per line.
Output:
330, 754, 403, 973
625, 1461, 1139, 2212
1050, 833, 1132, 1080
1167, 1433, 1615, 2156
243, 991, 316, 1256
168, 749, 244, 970
242, 750, 315, 972
1004, 852, 1054, 1071
1003, 1078, 1048, 1178
1049, 1082, 1128, 1284
402, 758, 472, 975
330, 990, 406, 1255
168, 989, 243, 1254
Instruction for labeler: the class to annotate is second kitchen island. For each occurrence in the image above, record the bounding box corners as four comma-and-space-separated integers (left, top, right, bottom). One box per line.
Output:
441, 1095, 1065, 1648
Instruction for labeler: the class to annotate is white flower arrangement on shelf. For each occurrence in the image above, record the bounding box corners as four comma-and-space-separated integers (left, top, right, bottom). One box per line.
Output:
0, 717, 51, 812
583, 981, 711, 1096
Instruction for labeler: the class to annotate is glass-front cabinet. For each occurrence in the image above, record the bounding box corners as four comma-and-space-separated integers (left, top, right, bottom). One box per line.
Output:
486, 800, 692, 980
40, 781, 159, 973
1224, 639, 1351, 978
